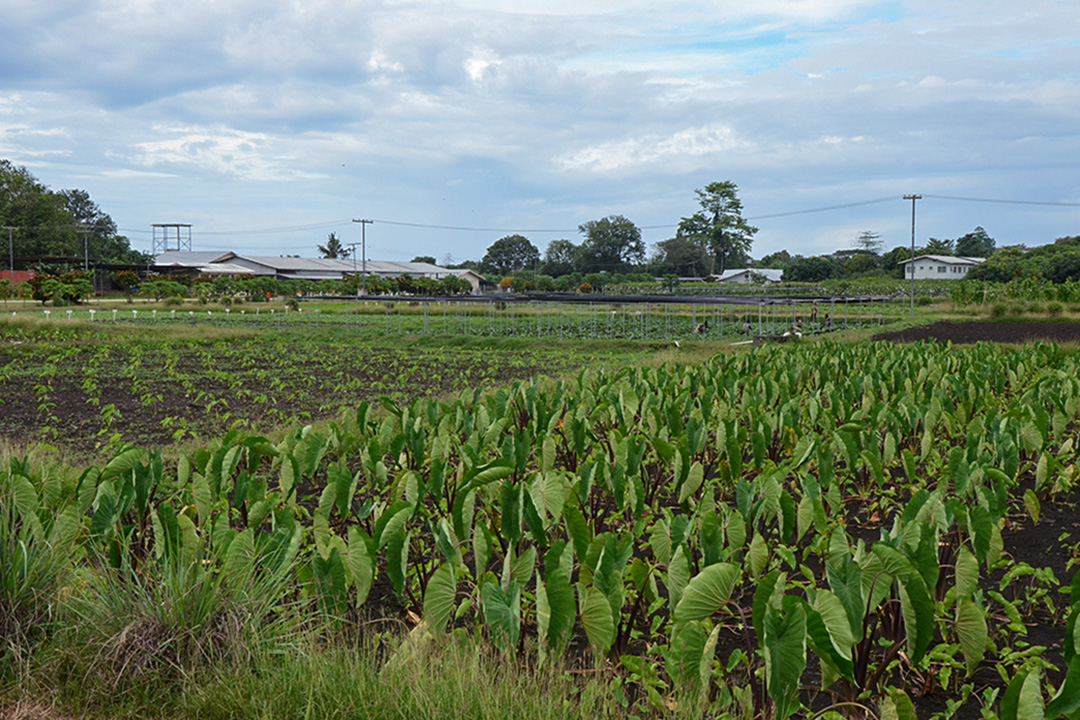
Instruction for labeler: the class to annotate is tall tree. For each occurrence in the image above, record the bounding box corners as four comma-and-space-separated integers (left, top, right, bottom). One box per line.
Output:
60, 188, 146, 263
410, 255, 437, 264
577, 215, 644, 273
653, 236, 710, 277
677, 181, 757, 276
954, 227, 995, 258
480, 234, 539, 275
853, 230, 883, 255
542, 238, 578, 277
923, 237, 954, 255
318, 232, 351, 259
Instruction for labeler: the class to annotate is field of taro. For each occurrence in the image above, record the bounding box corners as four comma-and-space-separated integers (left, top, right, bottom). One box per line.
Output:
5, 338, 1080, 719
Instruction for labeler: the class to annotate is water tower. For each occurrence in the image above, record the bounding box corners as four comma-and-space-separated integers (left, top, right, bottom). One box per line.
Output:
152, 223, 192, 254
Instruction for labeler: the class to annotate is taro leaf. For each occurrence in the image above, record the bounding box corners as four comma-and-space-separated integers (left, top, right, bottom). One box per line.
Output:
667, 621, 707, 693
374, 501, 411, 549
801, 596, 854, 682
500, 480, 522, 544
1024, 489, 1041, 525
879, 687, 918, 720
346, 526, 374, 607
955, 547, 979, 599
539, 542, 576, 658
813, 588, 855, 664
223, 528, 255, 588
329, 461, 358, 518
564, 504, 592, 563
667, 545, 691, 610
434, 517, 462, 567
312, 546, 347, 617
579, 585, 615, 663
1046, 655, 1080, 718
100, 446, 145, 482
423, 562, 456, 634
956, 596, 988, 676
473, 520, 494, 581
481, 580, 522, 653
192, 472, 211, 527
1000, 669, 1044, 720
673, 563, 739, 630
763, 599, 807, 720
522, 489, 547, 547
678, 461, 705, 505
386, 526, 409, 596
748, 533, 769, 578
752, 569, 786, 645
970, 504, 993, 566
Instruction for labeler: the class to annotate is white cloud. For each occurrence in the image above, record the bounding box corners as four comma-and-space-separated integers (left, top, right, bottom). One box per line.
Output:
557, 125, 749, 173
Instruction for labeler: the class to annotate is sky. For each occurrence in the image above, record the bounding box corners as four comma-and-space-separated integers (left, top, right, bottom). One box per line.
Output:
1, 0, 1078, 264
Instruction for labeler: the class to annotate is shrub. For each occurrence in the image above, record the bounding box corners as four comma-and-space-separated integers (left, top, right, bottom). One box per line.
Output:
1047, 301, 1064, 317
990, 303, 1008, 318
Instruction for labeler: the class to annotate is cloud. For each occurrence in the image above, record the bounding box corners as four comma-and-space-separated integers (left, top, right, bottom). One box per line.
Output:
556, 124, 750, 173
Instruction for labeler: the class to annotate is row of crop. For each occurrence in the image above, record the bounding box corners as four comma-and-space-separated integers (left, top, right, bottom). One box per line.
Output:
4, 340, 1080, 718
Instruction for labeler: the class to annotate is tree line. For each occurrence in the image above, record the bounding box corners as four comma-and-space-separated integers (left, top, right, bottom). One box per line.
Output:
0, 159, 149, 266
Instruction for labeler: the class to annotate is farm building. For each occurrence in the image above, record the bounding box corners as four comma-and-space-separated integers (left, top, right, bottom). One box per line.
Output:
898, 255, 985, 280
715, 268, 785, 284
153, 252, 484, 292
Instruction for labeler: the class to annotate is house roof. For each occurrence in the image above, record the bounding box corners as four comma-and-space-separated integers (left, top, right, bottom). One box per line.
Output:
898, 255, 986, 266
154, 251, 236, 267
715, 268, 785, 282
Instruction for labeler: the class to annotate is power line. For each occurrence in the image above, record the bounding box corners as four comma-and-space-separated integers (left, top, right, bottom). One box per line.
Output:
921, 194, 1080, 207
747, 196, 900, 220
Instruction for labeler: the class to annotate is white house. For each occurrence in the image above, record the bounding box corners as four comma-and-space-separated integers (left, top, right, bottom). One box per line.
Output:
897, 255, 985, 280
714, 268, 785, 284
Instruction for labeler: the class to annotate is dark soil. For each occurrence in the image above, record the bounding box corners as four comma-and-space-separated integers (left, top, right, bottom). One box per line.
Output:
875, 320, 1080, 344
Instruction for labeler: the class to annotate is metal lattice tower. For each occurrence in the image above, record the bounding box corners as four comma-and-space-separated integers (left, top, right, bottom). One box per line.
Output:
152, 224, 192, 254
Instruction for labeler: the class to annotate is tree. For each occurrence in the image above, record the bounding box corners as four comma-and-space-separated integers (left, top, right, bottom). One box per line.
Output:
542, 239, 578, 277
758, 250, 793, 269
318, 232, 351, 259
786, 256, 845, 282
677, 181, 757, 276
954, 227, 996, 258
653, 236, 710, 277
411, 255, 437, 264
923, 237, 954, 255
880, 246, 912, 279
480, 234, 540, 276
853, 231, 883, 255
577, 216, 644, 274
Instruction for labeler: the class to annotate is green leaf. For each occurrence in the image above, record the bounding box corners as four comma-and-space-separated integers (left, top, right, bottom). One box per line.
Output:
880, 687, 918, 720
423, 563, 456, 634
1024, 488, 1041, 525
667, 544, 691, 610
667, 621, 707, 692
955, 547, 979, 599
100, 446, 145, 481
678, 461, 705, 505
579, 585, 615, 663
192, 472, 211, 526
481, 580, 522, 653
763, 600, 807, 720
312, 546, 347, 616
347, 527, 374, 607
540, 543, 576, 658
956, 596, 988, 676
673, 563, 739, 629
748, 533, 769, 578
1046, 655, 1080, 718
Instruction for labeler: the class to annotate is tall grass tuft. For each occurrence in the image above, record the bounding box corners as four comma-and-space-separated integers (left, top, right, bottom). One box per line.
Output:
42, 548, 302, 709
0, 460, 77, 682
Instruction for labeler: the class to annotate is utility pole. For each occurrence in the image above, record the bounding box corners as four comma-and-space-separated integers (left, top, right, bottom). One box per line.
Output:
903, 194, 921, 317
351, 219, 372, 295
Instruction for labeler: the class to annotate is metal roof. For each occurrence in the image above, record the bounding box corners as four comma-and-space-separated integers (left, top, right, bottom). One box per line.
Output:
897, 255, 986, 265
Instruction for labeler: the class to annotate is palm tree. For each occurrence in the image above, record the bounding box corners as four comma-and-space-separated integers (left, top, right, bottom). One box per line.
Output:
318, 232, 351, 259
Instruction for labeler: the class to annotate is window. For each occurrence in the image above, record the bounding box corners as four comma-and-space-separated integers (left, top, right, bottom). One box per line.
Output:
938, 266, 946, 273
